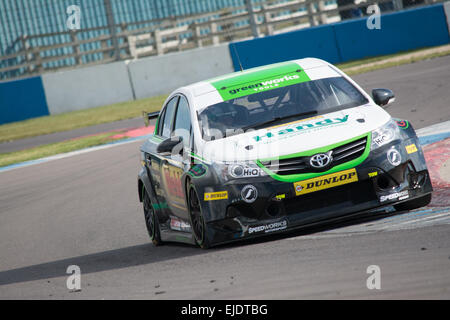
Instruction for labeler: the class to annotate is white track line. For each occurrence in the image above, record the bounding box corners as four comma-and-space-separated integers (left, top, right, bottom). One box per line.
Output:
0, 135, 149, 173
380, 212, 450, 230
288, 208, 450, 240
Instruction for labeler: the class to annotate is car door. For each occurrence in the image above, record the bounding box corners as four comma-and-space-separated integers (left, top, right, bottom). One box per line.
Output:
148, 96, 179, 216
160, 95, 193, 224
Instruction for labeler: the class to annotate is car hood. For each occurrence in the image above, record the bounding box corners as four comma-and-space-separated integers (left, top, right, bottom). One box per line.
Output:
199, 104, 391, 163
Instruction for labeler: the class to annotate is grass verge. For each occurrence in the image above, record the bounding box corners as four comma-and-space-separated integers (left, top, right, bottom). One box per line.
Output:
0, 132, 124, 167
337, 46, 450, 75
0, 95, 167, 143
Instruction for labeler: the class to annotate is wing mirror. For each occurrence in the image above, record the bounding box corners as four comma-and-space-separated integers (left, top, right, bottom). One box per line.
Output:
157, 136, 183, 154
372, 88, 395, 107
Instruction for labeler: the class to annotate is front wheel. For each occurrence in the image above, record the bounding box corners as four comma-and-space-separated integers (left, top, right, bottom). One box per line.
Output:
143, 188, 162, 246
187, 184, 211, 249
394, 193, 432, 211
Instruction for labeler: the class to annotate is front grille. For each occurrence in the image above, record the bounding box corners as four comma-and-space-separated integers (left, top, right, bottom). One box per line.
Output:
332, 137, 367, 166
260, 136, 368, 176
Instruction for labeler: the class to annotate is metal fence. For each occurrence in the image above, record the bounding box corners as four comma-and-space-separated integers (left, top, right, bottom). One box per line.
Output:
0, 0, 443, 81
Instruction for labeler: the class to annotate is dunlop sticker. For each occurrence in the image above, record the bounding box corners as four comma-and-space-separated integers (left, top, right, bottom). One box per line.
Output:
405, 144, 418, 154
293, 169, 358, 196
204, 191, 228, 201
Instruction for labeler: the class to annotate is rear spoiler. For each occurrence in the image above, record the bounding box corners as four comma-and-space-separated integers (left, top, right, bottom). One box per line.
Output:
142, 111, 159, 127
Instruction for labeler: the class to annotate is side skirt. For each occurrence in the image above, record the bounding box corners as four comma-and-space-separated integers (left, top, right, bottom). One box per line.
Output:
160, 228, 196, 245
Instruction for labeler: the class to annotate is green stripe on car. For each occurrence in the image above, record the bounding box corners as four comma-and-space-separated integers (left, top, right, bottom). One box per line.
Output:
210, 62, 311, 101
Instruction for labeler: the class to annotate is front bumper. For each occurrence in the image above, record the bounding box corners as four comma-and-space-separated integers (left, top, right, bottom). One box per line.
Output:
201, 137, 433, 246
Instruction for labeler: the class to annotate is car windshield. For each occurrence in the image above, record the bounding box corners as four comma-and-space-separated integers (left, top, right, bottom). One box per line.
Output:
197, 76, 368, 140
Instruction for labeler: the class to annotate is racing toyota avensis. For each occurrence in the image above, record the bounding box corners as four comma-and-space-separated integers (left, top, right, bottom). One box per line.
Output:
138, 58, 432, 248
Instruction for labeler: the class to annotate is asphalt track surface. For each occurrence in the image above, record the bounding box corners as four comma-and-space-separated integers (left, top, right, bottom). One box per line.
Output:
0, 117, 145, 154
1, 57, 450, 299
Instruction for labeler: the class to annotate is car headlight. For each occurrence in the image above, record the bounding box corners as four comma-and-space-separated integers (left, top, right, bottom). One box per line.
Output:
213, 161, 264, 181
371, 119, 401, 151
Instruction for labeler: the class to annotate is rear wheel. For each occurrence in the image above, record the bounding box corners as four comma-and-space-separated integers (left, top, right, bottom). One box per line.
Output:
394, 193, 432, 211
143, 188, 162, 246
187, 184, 210, 249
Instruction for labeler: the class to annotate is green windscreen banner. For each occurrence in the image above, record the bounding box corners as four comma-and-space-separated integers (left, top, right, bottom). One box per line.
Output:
210, 62, 311, 101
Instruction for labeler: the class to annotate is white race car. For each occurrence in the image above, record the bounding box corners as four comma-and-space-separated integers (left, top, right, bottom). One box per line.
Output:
138, 58, 432, 248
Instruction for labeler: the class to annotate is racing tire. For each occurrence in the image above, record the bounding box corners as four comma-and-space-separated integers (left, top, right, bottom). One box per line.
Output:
187, 184, 211, 249
394, 193, 432, 212
143, 188, 163, 246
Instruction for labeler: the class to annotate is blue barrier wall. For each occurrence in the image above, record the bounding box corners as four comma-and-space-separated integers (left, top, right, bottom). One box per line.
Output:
334, 4, 450, 61
230, 23, 343, 70
230, 4, 450, 71
0, 77, 49, 125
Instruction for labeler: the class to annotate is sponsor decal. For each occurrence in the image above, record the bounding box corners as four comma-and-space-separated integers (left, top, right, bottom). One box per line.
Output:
395, 120, 409, 130
368, 171, 378, 178
229, 165, 260, 178
211, 65, 311, 101
188, 164, 207, 177
293, 169, 358, 196
380, 190, 409, 203
241, 185, 258, 203
204, 191, 228, 201
253, 115, 349, 143
269, 115, 323, 130
405, 144, 418, 154
170, 218, 191, 231
387, 148, 401, 166
152, 202, 169, 210
162, 164, 185, 206
373, 132, 393, 147
274, 194, 286, 201
228, 74, 301, 95
248, 220, 288, 234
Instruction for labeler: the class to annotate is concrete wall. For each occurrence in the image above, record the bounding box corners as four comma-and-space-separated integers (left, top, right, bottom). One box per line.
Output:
128, 44, 234, 99
230, 4, 450, 70
0, 76, 49, 125
444, 1, 450, 36
42, 61, 134, 115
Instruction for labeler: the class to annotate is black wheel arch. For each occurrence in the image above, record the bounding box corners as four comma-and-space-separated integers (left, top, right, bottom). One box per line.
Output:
393, 118, 417, 139
138, 167, 168, 223
182, 172, 219, 223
